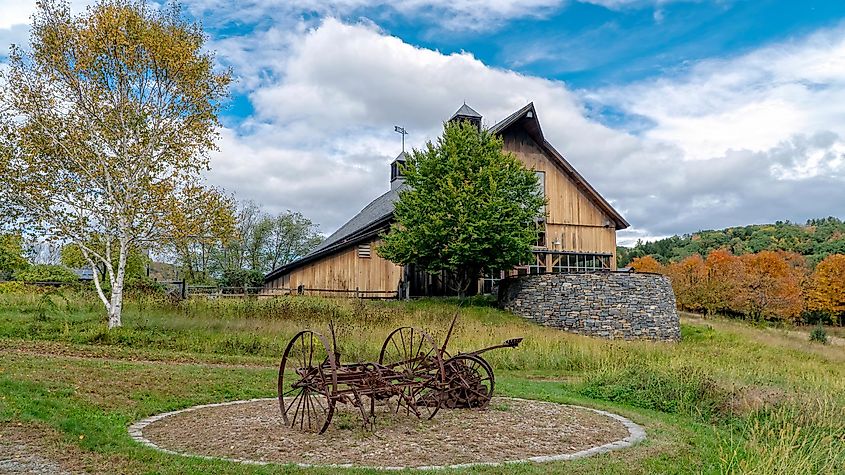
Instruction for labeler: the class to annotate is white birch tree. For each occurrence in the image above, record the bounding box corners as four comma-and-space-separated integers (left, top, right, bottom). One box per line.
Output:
0, 0, 230, 328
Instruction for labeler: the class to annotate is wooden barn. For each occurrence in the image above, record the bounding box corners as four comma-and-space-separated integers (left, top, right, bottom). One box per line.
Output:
264, 103, 629, 297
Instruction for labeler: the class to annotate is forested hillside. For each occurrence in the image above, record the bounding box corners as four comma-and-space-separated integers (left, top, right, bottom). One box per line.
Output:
618, 217, 845, 267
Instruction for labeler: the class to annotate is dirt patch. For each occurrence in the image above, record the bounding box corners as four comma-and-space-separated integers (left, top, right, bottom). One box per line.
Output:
0, 423, 90, 475
140, 397, 632, 468
724, 386, 787, 415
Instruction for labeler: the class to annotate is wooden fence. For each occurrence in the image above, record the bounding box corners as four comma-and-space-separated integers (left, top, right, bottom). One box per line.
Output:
6, 280, 400, 300
186, 285, 398, 300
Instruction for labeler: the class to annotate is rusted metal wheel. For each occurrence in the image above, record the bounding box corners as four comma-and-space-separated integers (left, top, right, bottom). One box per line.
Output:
442, 354, 495, 409
379, 326, 445, 420
278, 330, 336, 434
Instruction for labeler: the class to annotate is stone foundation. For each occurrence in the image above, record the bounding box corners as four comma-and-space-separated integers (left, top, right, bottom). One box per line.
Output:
498, 272, 680, 341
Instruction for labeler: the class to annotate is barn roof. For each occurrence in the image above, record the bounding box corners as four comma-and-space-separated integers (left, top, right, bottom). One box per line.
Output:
264, 103, 628, 283
263, 184, 405, 282
306, 184, 405, 257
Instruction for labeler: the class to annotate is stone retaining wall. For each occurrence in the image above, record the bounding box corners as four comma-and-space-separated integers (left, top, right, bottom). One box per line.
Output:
498, 272, 680, 341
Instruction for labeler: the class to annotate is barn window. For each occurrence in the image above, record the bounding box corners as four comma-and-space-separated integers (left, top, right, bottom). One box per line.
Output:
535, 171, 545, 196
481, 271, 503, 295
528, 252, 546, 275
536, 230, 546, 247
549, 252, 612, 273
535, 171, 546, 219
357, 244, 371, 258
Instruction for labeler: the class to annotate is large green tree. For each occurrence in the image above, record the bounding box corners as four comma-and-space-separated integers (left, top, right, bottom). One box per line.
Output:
0, 0, 230, 328
378, 120, 546, 296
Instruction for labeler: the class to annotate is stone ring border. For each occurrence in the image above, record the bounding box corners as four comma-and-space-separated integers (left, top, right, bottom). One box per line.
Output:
127, 397, 647, 470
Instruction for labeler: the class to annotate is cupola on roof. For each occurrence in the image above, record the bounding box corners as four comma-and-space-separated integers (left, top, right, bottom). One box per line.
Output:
450, 103, 482, 121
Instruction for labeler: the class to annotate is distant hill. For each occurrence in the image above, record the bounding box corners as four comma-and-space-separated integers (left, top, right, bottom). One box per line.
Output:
618, 217, 845, 268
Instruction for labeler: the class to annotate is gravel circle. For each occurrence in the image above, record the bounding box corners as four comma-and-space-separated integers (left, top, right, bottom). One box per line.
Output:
131, 397, 645, 469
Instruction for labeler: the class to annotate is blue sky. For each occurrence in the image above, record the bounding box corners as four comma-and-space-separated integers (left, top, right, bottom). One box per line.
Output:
381, 1, 844, 86
3, 0, 845, 244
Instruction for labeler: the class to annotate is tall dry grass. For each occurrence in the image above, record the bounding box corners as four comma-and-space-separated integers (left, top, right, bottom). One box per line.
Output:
1, 286, 844, 472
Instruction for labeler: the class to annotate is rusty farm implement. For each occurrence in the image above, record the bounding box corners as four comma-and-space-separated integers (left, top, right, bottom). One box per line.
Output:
277, 316, 522, 433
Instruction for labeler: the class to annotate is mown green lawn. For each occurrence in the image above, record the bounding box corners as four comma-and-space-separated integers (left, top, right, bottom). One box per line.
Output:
0, 289, 843, 473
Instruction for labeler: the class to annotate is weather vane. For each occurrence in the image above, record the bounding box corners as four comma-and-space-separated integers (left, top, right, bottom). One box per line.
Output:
394, 125, 407, 152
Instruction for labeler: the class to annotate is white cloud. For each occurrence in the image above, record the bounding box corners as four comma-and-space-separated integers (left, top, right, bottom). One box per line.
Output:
0, 1, 38, 30
3, 2, 843, 242
210, 18, 845, 243
589, 25, 845, 162
210, 19, 632, 233
579, 0, 699, 9
0, 0, 95, 30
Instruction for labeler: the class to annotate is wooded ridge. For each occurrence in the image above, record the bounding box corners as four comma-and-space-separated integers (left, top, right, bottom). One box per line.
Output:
618, 217, 845, 268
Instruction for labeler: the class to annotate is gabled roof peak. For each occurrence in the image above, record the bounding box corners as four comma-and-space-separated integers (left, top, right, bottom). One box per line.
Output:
450, 103, 482, 120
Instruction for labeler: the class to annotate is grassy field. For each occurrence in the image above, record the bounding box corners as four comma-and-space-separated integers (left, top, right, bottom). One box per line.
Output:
0, 287, 843, 473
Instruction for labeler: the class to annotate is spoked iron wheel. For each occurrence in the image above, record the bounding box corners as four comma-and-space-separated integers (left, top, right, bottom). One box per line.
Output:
278, 330, 336, 434
378, 326, 445, 420
442, 354, 494, 409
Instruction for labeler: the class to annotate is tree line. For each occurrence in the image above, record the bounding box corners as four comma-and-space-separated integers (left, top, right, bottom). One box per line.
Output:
166, 197, 322, 287
618, 217, 845, 268
631, 250, 845, 326
0, 197, 322, 288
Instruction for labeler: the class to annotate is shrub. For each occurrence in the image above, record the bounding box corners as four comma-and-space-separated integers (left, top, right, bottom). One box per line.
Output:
0, 281, 28, 294
800, 309, 833, 326
14, 264, 79, 283
220, 269, 264, 288
809, 325, 828, 344
124, 276, 165, 295
577, 362, 726, 420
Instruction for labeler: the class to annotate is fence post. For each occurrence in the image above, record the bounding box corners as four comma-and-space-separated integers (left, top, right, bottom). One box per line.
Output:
180, 279, 186, 300
355, 287, 359, 299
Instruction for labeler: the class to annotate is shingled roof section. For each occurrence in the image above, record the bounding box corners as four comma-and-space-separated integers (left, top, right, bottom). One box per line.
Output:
306, 184, 406, 257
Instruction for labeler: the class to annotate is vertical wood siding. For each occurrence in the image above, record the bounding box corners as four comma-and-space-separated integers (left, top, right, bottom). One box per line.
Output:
266, 238, 403, 293
503, 130, 618, 268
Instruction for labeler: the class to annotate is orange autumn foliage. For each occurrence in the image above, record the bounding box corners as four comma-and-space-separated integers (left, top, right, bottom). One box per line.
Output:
701, 249, 742, 316
665, 254, 707, 313
808, 254, 845, 323
630, 256, 664, 274
663, 249, 807, 322
734, 251, 804, 322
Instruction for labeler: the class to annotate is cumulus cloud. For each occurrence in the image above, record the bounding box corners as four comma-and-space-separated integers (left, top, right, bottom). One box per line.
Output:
588, 25, 845, 161
209, 18, 845, 245
580, 23, 845, 239
209, 18, 632, 234
3, 1, 842, 244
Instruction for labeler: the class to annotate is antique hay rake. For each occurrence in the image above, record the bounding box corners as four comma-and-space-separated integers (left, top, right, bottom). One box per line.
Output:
277, 316, 522, 433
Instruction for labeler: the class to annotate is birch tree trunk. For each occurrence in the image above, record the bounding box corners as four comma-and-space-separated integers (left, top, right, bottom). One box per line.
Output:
107, 239, 129, 329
